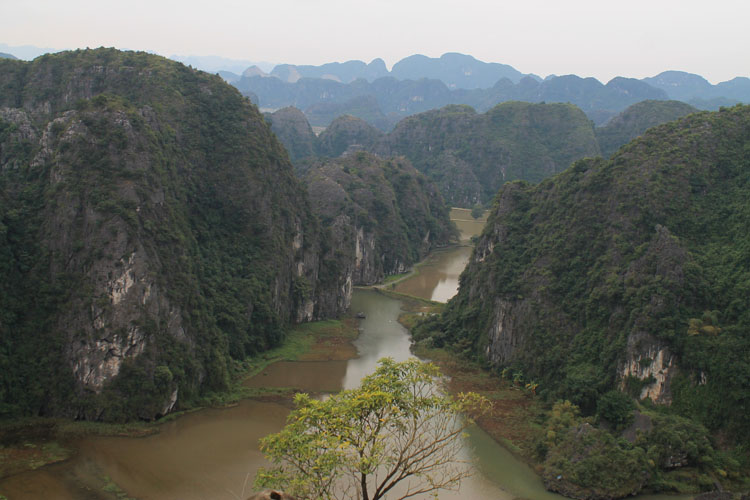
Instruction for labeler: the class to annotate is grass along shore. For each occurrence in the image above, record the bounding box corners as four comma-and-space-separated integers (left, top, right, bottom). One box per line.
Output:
0, 316, 360, 481
394, 298, 545, 464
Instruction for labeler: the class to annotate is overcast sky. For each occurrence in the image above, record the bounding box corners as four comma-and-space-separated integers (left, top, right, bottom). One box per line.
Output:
2, 0, 748, 83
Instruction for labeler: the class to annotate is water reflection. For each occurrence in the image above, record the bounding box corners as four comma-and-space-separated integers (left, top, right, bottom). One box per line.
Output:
0, 400, 290, 500
391, 246, 472, 303
0, 288, 693, 500
342, 290, 414, 389
245, 360, 349, 393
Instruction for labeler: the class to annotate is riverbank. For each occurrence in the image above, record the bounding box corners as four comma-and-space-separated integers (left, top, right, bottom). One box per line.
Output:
391, 296, 543, 463
375, 243, 470, 292
0, 208, 476, 492
414, 344, 544, 459
394, 296, 734, 499
0, 317, 360, 484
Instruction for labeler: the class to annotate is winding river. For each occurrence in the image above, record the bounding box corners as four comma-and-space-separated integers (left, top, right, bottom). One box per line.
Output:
0, 210, 691, 500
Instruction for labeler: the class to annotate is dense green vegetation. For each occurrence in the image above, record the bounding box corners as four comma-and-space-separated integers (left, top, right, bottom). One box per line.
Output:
303, 152, 457, 285
265, 106, 319, 165
386, 101, 601, 206
596, 100, 697, 158
0, 49, 339, 421
536, 398, 740, 498
414, 105, 750, 495
0, 49, 459, 423
271, 100, 705, 210
269, 102, 602, 207
316, 114, 385, 160
265, 110, 386, 172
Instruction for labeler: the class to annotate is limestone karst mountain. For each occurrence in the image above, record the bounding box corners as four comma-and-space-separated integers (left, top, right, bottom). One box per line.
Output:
303, 152, 457, 286
434, 105, 750, 442
0, 48, 454, 421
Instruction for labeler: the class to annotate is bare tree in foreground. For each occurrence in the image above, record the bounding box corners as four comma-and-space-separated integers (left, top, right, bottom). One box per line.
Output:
255, 358, 490, 500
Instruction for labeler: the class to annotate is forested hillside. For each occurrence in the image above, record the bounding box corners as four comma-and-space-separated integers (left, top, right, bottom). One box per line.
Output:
596, 100, 697, 158
0, 49, 339, 421
440, 104, 750, 434
269, 102, 602, 207
414, 105, 750, 495
385, 102, 601, 206
0, 48, 458, 423
304, 153, 457, 286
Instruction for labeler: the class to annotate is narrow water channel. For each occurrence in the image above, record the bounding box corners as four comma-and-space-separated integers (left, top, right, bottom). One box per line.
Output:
0, 210, 693, 500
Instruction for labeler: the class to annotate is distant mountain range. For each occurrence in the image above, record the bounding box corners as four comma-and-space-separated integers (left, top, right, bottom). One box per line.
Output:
643, 70, 750, 102
169, 54, 275, 75
226, 54, 749, 129
2, 44, 747, 126
221, 53, 534, 88
239, 72, 671, 128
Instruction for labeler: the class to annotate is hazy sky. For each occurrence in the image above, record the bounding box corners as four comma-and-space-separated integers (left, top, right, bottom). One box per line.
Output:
2, 0, 748, 83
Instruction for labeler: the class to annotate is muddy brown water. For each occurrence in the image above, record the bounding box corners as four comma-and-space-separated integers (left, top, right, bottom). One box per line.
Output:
450, 207, 487, 243
0, 213, 691, 500
389, 208, 479, 302
391, 245, 472, 302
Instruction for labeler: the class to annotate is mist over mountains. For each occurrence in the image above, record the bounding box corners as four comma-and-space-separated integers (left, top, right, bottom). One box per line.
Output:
3, 44, 747, 126
170, 54, 275, 76
259, 52, 531, 88
239, 72, 676, 129
222, 52, 749, 129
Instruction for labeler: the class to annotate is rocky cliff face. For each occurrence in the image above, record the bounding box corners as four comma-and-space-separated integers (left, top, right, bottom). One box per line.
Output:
437, 106, 750, 439
619, 333, 677, 404
0, 49, 346, 420
304, 153, 456, 287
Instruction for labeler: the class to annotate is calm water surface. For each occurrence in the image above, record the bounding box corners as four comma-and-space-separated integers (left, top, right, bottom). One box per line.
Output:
391, 245, 472, 302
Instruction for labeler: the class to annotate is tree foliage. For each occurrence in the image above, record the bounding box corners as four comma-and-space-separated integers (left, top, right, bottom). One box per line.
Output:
0, 48, 330, 419
255, 358, 489, 500
597, 391, 635, 431
470, 204, 483, 219
436, 105, 750, 441
543, 422, 650, 499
